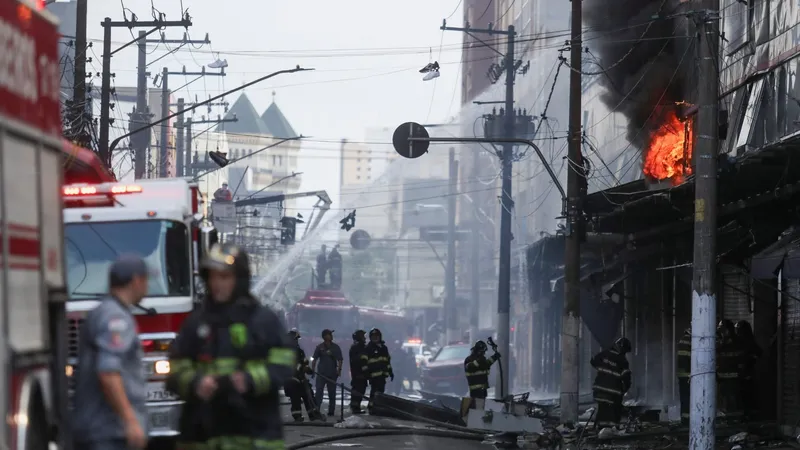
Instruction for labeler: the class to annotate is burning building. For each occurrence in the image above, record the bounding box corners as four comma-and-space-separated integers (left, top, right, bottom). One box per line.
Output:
583, 0, 695, 186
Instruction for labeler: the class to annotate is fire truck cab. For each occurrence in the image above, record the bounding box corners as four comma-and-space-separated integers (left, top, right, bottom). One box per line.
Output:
62, 177, 213, 439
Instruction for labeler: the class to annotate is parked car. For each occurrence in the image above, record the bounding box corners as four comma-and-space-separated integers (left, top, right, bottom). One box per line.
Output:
420, 343, 472, 395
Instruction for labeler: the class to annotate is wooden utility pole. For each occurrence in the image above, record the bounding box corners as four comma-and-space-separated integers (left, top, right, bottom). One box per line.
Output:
690, 2, 720, 449
561, 0, 584, 424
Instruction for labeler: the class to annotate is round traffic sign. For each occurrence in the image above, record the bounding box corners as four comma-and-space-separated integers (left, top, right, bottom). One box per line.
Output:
350, 229, 371, 250
392, 122, 430, 159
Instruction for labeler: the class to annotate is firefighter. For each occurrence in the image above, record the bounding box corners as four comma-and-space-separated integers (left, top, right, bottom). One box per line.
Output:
717, 319, 744, 421
717, 319, 744, 419
284, 329, 320, 422
590, 337, 632, 431
676, 328, 692, 425
311, 329, 343, 416
166, 243, 296, 449
349, 329, 369, 414
463, 340, 500, 399
366, 328, 393, 413
735, 320, 761, 420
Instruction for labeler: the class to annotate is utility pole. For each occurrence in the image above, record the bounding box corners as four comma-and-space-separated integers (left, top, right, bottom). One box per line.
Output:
67, 0, 91, 149
470, 150, 481, 343
185, 117, 192, 177
159, 67, 170, 178
98, 14, 192, 169
131, 30, 151, 179
157, 68, 226, 177
561, 0, 585, 424
175, 98, 185, 177
446, 147, 458, 343
441, 20, 526, 401
690, 3, 720, 449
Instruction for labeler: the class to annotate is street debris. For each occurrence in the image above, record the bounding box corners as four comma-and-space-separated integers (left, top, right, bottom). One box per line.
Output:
334, 416, 373, 429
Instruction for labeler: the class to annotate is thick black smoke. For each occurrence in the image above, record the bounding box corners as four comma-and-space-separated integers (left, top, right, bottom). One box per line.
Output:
583, 0, 691, 149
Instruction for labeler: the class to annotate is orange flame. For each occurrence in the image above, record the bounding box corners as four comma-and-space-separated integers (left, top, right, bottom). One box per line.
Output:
642, 109, 693, 183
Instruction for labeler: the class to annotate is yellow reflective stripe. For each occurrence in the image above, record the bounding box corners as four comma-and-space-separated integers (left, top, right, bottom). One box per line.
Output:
370, 371, 384, 377
594, 385, 622, 395
245, 360, 271, 395
677, 351, 691, 356
170, 358, 196, 398
469, 383, 488, 390
268, 348, 296, 367
677, 372, 691, 377
213, 358, 239, 376
360, 355, 369, 361
467, 370, 489, 376
718, 372, 739, 379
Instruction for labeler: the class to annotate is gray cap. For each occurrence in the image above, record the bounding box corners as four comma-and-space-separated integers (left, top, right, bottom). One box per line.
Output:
109, 254, 150, 288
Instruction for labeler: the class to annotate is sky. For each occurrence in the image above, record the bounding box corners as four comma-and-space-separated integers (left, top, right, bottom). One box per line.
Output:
83, 0, 465, 213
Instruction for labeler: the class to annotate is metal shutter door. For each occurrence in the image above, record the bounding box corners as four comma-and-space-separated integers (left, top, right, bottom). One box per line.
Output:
721, 265, 752, 323
783, 279, 800, 425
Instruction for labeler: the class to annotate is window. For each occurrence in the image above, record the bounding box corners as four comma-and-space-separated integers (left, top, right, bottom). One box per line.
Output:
65, 220, 191, 299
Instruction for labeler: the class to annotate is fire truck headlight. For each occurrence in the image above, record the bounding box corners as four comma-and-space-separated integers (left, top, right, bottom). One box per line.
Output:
154, 360, 170, 375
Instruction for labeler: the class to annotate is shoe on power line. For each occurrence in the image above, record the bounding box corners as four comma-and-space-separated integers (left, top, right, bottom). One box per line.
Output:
208, 59, 228, 69
422, 70, 440, 81
419, 61, 440, 73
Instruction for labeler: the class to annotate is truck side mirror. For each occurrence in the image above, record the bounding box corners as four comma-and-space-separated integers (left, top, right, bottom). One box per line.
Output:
198, 225, 219, 263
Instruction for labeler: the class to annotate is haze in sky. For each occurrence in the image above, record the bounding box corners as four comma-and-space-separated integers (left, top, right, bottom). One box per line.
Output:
85, 0, 464, 213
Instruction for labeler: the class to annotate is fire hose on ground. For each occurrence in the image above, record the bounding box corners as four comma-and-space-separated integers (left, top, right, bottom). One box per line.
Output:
285, 428, 485, 450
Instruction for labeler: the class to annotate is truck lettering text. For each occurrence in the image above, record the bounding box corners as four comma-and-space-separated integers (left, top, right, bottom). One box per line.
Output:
0, 17, 39, 103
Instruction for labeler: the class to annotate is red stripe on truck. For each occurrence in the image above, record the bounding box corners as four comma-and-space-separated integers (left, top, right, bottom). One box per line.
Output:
0, 224, 41, 270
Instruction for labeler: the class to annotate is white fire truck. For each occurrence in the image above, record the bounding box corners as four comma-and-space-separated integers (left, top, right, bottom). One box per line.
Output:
62, 177, 216, 440
0, 1, 71, 449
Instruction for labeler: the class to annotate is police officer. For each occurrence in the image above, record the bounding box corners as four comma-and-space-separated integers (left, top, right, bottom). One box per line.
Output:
311, 329, 343, 416
284, 329, 320, 422
735, 320, 761, 420
166, 243, 296, 449
71, 255, 150, 450
590, 337, 632, 431
349, 330, 369, 414
717, 319, 744, 421
676, 328, 692, 425
366, 328, 393, 413
464, 340, 500, 399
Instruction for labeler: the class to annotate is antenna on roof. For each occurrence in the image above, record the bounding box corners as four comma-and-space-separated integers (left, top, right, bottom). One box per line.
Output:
272, 91, 276, 103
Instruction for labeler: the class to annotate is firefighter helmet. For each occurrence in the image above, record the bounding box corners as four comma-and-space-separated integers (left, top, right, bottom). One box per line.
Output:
369, 328, 382, 339
321, 329, 334, 339
352, 329, 366, 341
288, 328, 301, 340
472, 340, 488, 353
735, 320, 753, 338
200, 243, 252, 300
614, 337, 632, 354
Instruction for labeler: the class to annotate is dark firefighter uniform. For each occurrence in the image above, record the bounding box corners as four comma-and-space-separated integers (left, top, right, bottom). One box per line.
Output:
717, 319, 744, 420
284, 329, 320, 422
166, 244, 296, 450
365, 328, 393, 412
590, 337, 632, 429
735, 320, 761, 420
349, 330, 369, 414
464, 340, 500, 399
676, 329, 692, 424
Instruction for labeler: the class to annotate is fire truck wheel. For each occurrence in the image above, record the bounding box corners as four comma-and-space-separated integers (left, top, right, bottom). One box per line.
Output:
24, 384, 49, 450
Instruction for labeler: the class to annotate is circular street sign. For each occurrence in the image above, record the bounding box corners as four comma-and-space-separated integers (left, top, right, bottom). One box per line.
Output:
392, 122, 430, 159
350, 229, 371, 250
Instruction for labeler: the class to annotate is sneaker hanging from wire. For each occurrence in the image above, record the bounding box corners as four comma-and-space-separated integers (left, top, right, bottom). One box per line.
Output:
419, 61, 440, 73
422, 70, 440, 81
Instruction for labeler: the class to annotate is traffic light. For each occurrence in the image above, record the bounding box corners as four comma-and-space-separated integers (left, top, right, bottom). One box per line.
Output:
280, 216, 296, 245
339, 210, 356, 231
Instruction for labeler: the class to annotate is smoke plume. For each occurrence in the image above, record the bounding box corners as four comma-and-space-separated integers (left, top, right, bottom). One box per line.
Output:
582, 0, 690, 149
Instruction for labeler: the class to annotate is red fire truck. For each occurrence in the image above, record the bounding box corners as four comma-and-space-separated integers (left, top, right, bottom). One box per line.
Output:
287, 290, 412, 384
0, 1, 72, 449
62, 175, 215, 440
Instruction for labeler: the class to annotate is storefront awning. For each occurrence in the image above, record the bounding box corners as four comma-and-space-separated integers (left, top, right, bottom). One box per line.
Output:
751, 227, 800, 279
